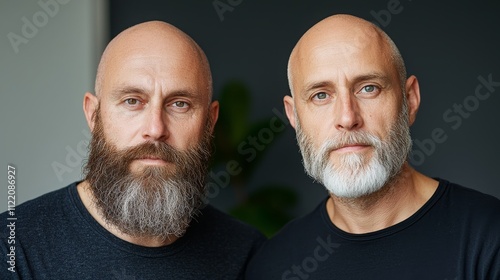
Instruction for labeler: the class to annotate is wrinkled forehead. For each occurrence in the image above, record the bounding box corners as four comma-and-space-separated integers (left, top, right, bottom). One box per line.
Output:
290, 25, 394, 90
99, 34, 210, 98
106, 41, 202, 75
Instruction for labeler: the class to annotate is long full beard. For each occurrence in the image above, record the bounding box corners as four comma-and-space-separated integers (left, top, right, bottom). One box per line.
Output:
296, 102, 412, 199
83, 108, 213, 239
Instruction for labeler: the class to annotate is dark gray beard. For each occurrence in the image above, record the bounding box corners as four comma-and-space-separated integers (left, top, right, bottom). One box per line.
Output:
84, 108, 213, 239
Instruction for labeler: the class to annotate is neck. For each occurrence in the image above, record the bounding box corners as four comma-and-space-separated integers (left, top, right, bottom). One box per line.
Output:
326, 163, 438, 234
76, 181, 179, 247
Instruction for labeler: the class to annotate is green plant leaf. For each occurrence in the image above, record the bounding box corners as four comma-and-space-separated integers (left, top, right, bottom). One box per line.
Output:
230, 185, 298, 237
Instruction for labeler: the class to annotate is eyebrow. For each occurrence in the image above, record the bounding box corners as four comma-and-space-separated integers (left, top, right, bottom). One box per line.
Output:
110, 86, 200, 100
303, 81, 332, 93
110, 86, 149, 99
351, 73, 391, 85
302, 72, 391, 94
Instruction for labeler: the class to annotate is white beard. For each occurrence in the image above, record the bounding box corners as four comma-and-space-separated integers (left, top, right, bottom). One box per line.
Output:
320, 142, 390, 198
295, 102, 411, 199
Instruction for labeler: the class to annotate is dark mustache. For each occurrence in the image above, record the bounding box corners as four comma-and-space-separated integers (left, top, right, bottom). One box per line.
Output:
119, 142, 184, 163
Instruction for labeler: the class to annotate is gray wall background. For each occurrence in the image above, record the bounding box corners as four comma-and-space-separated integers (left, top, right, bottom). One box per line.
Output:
1, 0, 108, 212
1, 0, 499, 218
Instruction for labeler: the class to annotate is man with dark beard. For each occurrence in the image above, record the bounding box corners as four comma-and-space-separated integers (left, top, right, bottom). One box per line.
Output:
246, 14, 500, 279
0, 21, 264, 279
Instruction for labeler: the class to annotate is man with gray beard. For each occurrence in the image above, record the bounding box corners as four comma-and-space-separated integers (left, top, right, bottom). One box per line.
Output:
246, 14, 500, 279
0, 21, 264, 280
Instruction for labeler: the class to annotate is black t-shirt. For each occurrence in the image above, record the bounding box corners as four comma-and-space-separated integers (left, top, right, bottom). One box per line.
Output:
1, 182, 265, 279
246, 179, 500, 280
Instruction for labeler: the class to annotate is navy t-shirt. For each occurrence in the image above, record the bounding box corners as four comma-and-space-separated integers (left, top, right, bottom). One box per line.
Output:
1, 182, 265, 279
246, 179, 500, 279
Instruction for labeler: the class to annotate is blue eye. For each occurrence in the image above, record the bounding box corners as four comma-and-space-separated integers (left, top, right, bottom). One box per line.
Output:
360, 85, 378, 93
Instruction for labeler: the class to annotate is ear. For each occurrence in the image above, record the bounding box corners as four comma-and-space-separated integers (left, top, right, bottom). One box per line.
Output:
208, 100, 219, 133
405, 75, 421, 126
83, 92, 98, 132
283, 95, 297, 130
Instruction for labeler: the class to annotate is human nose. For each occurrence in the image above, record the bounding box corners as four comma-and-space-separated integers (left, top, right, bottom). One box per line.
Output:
142, 104, 168, 142
334, 93, 362, 131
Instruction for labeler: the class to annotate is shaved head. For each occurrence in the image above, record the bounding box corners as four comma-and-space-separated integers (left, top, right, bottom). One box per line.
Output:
94, 21, 212, 101
283, 14, 418, 200
82, 21, 219, 242
288, 14, 406, 96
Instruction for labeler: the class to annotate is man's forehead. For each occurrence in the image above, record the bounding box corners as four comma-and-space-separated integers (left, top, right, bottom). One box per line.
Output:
296, 46, 389, 78
296, 25, 385, 61
291, 31, 392, 86
107, 21, 194, 53
100, 45, 206, 87
102, 22, 202, 63
110, 57, 202, 88
108, 53, 194, 73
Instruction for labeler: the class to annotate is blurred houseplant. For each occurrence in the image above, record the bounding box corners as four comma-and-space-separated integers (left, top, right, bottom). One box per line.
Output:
212, 80, 297, 237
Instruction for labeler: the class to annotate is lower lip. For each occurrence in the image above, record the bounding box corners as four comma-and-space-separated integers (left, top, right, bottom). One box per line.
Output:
334, 145, 369, 153
135, 158, 168, 165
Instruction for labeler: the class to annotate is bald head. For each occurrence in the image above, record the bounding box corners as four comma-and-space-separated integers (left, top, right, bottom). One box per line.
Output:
94, 21, 212, 100
287, 14, 406, 96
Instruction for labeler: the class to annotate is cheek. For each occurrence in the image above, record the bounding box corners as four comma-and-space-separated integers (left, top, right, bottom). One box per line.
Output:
170, 117, 207, 149
366, 106, 399, 139
100, 113, 141, 148
299, 112, 334, 147
101, 122, 128, 148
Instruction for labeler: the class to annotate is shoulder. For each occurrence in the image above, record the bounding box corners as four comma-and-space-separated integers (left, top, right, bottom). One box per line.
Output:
190, 204, 266, 248
0, 183, 75, 228
198, 204, 264, 235
184, 204, 266, 277
1, 183, 78, 250
442, 179, 500, 236
424, 179, 500, 236
264, 197, 329, 245
438, 179, 500, 250
245, 198, 332, 279
441, 179, 500, 216
0, 183, 78, 275
438, 179, 500, 277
